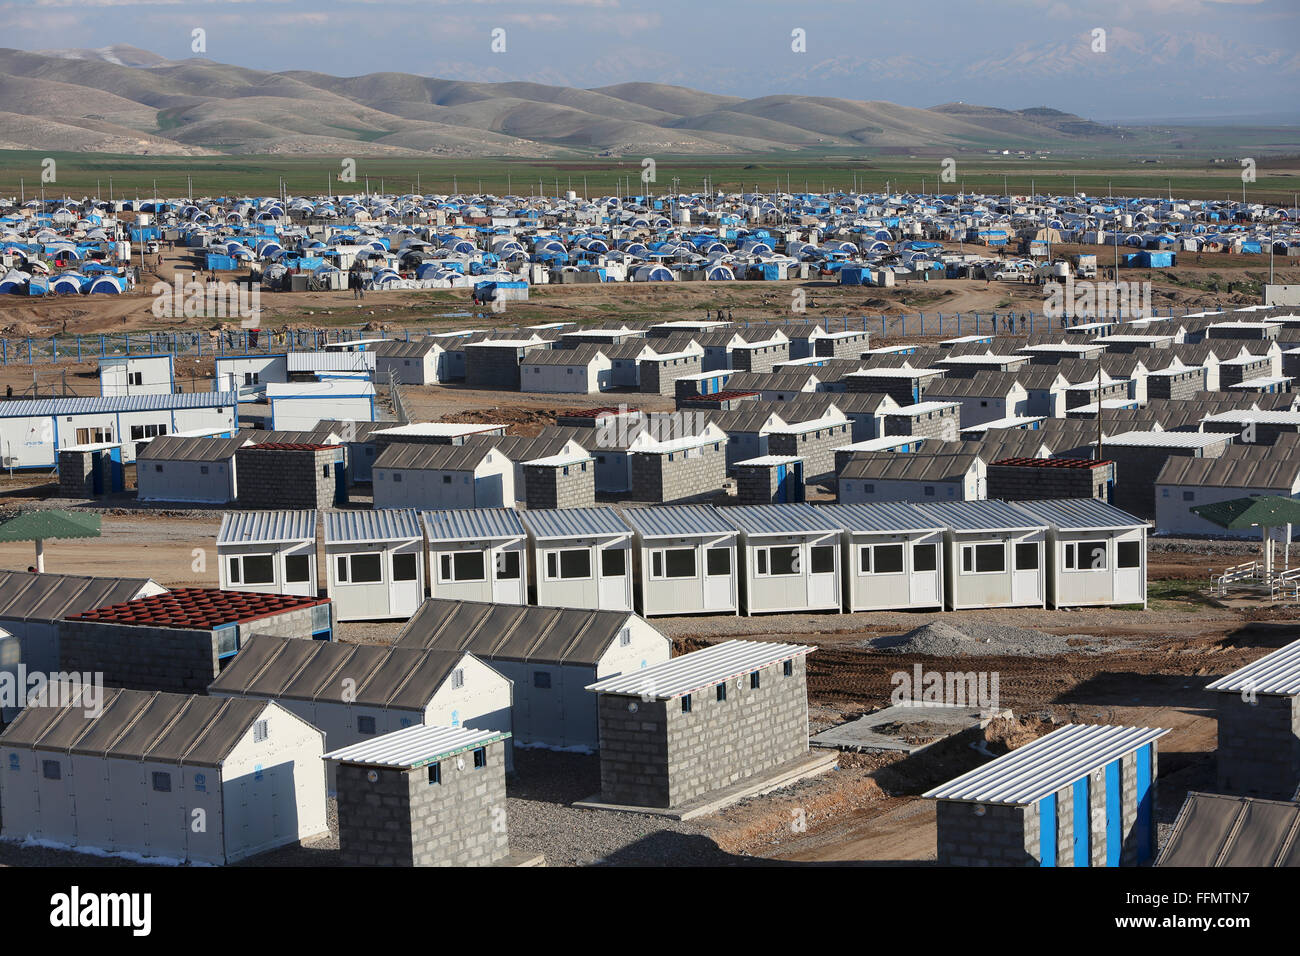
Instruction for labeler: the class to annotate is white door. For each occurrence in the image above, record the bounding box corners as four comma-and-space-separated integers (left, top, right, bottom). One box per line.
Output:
703, 544, 733, 611
492, 546, 525, 604
1012, 539, 1041, 606
807, 542, 837, 608
598, 545, 631, 610
911, 540, 941, 607
389, 550, 423, 617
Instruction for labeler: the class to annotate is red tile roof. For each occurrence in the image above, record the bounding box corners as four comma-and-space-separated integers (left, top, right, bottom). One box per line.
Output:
67, 587, 329, 630
991, 457, 1113, 469
244, 442, 340, 451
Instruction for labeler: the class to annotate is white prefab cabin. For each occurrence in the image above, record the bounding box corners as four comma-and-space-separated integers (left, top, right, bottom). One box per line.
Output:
822, 502, 946, 612
0, 689, 327, 865
214, 353, 289, 396
394, 599, 671, 750
266, 381, 375, 431
98, 354, 175, 396
520, 346, 613, 393
208, 633, 515, 776
1012, 498, 1147, 609
422, 508, 529, 606
323, 509, 425, 621
135, 433, 247, 504
913, 499, 1048, 611
375, 339, 448, 385
717, 503, 843, 615
217, 510, 319, 597
521, 508, 634, 612
621, 505, 739, 617
373, 442, 513, 511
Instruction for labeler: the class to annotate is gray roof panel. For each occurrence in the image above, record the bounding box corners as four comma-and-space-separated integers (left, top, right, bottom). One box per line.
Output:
520, 507, 631, 540
217, 510, 317, 545
421, 508, 526, 542
618, 505, 734, 538
323, 509, 421, 544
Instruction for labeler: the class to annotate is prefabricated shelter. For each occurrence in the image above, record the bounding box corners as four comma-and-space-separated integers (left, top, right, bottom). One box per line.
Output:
370, 421, 508, 451
0, 688, 328, 865
1205, 639, 1300, 799
520, 345, 612, 393
925, 723, 1169, 867
912, 499, 1047, 610
587, 639, 814, 809
326, 724, 512, 866
0, 392, 238, 469
60, 587, 334, 694
217, 510, 318, 598
717, 503, 843, 615
209, 633, 514, 775
394, 599, 671, 750
520, 508, 634, 612
235, 441, 342, 511
372, 442, 513, 510
1158, 792, 1300, 867
374, 338, 448, 385
286, 350, 376, 380
0, 572, 166, 722
837, 444, 986, 504
1011, 498, 1147, 609
213, 353, 289, 395
98, 354, 175, 396
135, 433, 247, 504
422, 508, 528, 606
822, 502, 945, 612
621, 505, 740, 617
265, 381, 375, 431
323, 509, 425, 622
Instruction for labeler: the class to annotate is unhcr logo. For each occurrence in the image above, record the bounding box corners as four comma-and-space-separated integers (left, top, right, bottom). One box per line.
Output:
151, 276, 261, 327
1043, 274, 1151, 321
0, 666, 103, 718
890, 664, 1000, 712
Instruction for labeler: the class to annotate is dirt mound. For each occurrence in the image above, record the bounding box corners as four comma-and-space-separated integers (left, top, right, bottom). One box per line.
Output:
867, 620, 1092, 657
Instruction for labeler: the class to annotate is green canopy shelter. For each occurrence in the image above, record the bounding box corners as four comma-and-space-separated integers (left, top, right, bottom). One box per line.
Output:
1191, 496, 1300, 580
0, 510, 101, 573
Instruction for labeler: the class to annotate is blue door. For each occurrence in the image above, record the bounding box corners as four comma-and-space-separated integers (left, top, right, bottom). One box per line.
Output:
775, 464, 788, 503
1134, 745, 1153, 864
1039, 794, 1057, 867
1105, 760, 1121, 867
1072, 777, 1090, 866
108, 447, 124, 492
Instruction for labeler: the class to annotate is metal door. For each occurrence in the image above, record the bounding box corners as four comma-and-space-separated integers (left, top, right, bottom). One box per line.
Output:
1105, 760, 1121, 867
1039, 793, 1057, 867
1072, 777, 1090, 867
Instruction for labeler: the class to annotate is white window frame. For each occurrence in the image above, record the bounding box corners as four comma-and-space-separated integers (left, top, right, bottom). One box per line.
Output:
1063, 539, 1108, 573
858, 542, 905, 576
755, 544, 803, 577
544, 547, 593, 582
649, 546, 698, 580
227, 552, 278, 586
438, 549, 487, 583
960, 542, 1007, 575
335, 551, 386, 585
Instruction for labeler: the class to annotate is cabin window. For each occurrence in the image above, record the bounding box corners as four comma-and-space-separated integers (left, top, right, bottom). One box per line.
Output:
757, 545, 800, 577
1117, 541, 1142, 568
923, 485, 936, 497
128, 371, 144, 386
1182, 491, 1194, 502
810, 545, 835, 574
913, 544, 938, 572
706, 547, 731, 575
439, 550, 484, 583
681, 694, 692, 713
533, 671, 551, 689
339, 552, 383, 584
750, 671, 761, 689
392, 553, 418, 581
152, 772, 171, 792
473, 747, 487, 769
859, 543, 903, 575
546, 548, 591, 580
428, 763, 442, 785
962, 543, 1006, 574
784, 660, 794, 677
451, 668, 465, 690
285, 555, 311, 583
601, 547, 626, 577
651, 547, 697, 579
496, 550, 521, 580
200, 465, 209, 475
392, 472, 402, 482
442, 475, 452, 484
1014, 543, 1039, 571
1065, 540, 1107, 572
242, 555, 275, 585
42, 760, 60, 780
717, 684, 727, 702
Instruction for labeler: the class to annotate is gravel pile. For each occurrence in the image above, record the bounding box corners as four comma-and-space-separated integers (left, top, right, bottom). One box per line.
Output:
865, 620, 1108, 657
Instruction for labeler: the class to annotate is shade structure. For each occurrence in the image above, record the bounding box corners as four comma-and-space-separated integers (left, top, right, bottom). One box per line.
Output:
0, 510, 101, 572
1190, 496, 1300, 531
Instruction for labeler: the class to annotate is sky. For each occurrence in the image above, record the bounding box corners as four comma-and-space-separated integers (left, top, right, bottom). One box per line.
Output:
10, 0, 1300, 121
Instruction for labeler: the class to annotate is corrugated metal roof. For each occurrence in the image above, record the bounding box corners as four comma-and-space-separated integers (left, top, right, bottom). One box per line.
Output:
839, 448, 980, 483
286, 351, 376, 373
586, 639, 813, 699
735, 455, 803, 466
1102, 430, 1232, 449
1158, 791, 1300, 867
911, 498, 1047, 533
136, 434, 247, 462
374, 422, 505, 437
619, 504, 734, 538
923, 723, 1170, 805
0, 570, 156, 623
324, 508, 421, 544
520, 507, 630, 540
375, 338, 441, 358
323, 724, 509, 769
820, 502, 945, 534
1010, 497, 1147, 531
715, 503, 842, 536
374, 442, 498, 471
421, 508, 526, 542
0, 391, 236, 419
217, 510, 317, 545
1205, 638, 1300, 696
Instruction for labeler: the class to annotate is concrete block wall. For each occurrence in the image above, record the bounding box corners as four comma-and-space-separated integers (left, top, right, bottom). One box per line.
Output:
59, 620, 217, 694
629, 440, 726, 503
766, 422, 851, 480
814, 333, 870, 359
883, 406, 959, 440
847, 375, 920, 405
1216, 692, 1300, 799
640, 355, 703, 396
335, 739, 510, 867
57, 450, 97, 498
935, 800, 1035, 866
466, 346, 533, 390
1218, 359, 1271, 387
732, 343, 790, 374
1146, 371, 1204, 401
596, 656, 810, 808
523, 461, 596, 509
735, 462, 792, 505
236, 447, 337, 510
987, 462, 1113, 501
1066, 381, 1129, 409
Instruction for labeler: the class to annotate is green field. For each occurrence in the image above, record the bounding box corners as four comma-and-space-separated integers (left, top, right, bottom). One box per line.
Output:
2, 150, 1299, 204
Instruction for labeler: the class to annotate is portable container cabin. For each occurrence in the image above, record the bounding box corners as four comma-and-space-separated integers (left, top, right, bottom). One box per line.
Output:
621, 504, 740, 617
217, 510, 318, 598
912, 499, 1047, 610
822, 502, 945, 612
717, 503, 842, 615
374, 339, 448, 385
98, 354, 175, 397
422, 508, 528, 606
520, 345, 612, 393
521, 507, 634, 612
925, 724, 1169, 867
394, 599, 671, 750
213, 353, 289, 396
323, 509, 425, 622
0, 689, 328, 864
1012, 498, 1147, 609
266, 381, 375, 431
372, 442, 513, 510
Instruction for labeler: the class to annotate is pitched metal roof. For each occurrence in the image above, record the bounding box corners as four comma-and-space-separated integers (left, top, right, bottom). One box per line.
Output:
586, 639, 814, 699
1010, 497, 1147, 531
394, 598, 651, 667
1205, 638, 1300, 696
373, 441, 499, 471
923, 724, 1170, 805
375, 338, 441, 358
520, 507, 630, 540
0, 570, 156, 623
0, 688, 273, 767
286, 351, 376, 373
324, 724, 510, 769
838, 448, 980, 483
217, 510, 317, 545
421, 508, 526, 542
1158, 792, 1300, 867
136, 434, 248, 462
323, 508, 422, 544
715, 503, 842, 535
618, 505, 734, 538
911, 498, 1047, 533
819, 502, 945, 534
0, 391, 236, 419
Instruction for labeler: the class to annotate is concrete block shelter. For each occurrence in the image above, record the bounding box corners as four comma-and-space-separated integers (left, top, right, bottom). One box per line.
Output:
925, 724, 1169, 867
1206, 639, 1300, 800
59, 588, 334, 694
326, 725, 511, 867
0, 689, 328, 865
523, 450, 596, 509
986, 457, 1114, 502
587, 639, 814, 809
235, 442, 341, 511
734, 456, 805, 505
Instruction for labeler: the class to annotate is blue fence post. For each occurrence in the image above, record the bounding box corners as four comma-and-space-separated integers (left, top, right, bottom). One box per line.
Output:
27, 338, 32, 364
880, 315, 886, 338
1, 340, 5, 365
76, 336, 82, 363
